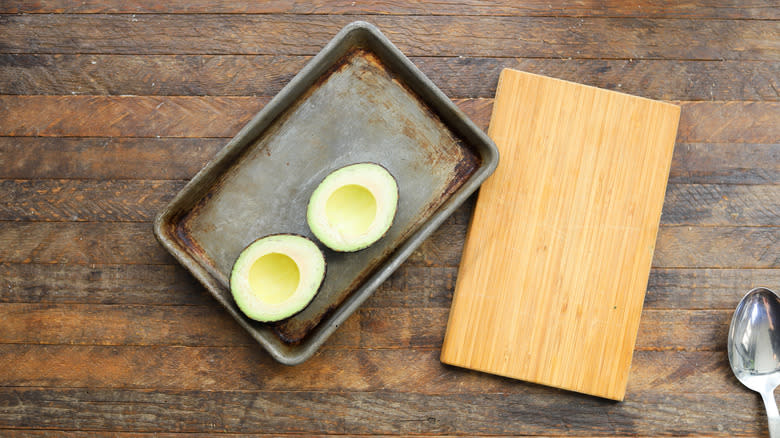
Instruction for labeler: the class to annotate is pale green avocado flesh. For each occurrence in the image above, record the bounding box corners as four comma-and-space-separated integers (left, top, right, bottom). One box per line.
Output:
325, 184, 377, 239
230, 234, 325, 322
307, 163, 398, 252
248, 252, 300, 305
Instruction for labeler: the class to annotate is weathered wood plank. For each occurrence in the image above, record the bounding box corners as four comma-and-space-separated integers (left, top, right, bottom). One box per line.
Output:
646, 268, 780, 309
0, 222, 174, 265
0, 262, 454, 308
0, 432, 486, 438
652, 226, 780, 269
3, 54, 779, 101
3, 262, 776, 311
0, 433, 493, 438
0, 137, 224, 180
0, 432, 290, 437
0, 263, 213, 305
357, 308, 733, 352
408, 223, 780, 268
0, 54, 307, 97
0, 302, 360, 348
0, 345, 745, 395
0, 221, 776, 268
677, 101, 780, 144
637, 309, 731, 351
377, 266, 780, 312
3, 180, 778, 225
669, 143, 780, 185
3, 0, 777, 19
0, 262, 460, 307
0, 96, 265, 138
374, 266, 780, 311
1, 96, 777, 144
0, 303, 252, 346
0, 218, 467, 265
0, 387, 761, 435
1, 433, 662, 438
0, 432, 586, 438
1, 15, 777, 60
0, 180, 183, 222
661, 184, 780, 226
0, 302, 723, 351
2, 138, 777, 185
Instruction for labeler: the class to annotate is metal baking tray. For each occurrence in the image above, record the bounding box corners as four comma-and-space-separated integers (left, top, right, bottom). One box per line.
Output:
153, 21, 499, 365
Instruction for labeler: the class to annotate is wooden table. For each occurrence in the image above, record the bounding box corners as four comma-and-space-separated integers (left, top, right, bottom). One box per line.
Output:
1, 1, 778, 436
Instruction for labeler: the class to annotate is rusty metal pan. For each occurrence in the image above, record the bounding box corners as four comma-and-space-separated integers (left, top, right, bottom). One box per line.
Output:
153, 21, 499, 365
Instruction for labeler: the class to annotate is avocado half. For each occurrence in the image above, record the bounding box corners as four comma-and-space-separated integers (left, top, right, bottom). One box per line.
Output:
307, 163, 399, 252
230, 234, 326, 322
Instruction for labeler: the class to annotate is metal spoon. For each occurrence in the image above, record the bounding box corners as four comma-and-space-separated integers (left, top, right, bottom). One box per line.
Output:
728, 287, 780, 437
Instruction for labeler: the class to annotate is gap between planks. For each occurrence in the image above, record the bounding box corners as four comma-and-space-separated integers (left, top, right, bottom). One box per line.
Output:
1, 15, 777, 60
3, 53, 779, 61
4, 55, 777, 100
1, 98, 777, 143
2, 0, 778, 20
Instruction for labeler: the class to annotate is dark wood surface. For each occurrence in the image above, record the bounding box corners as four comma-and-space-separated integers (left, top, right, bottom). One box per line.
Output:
0, 1, 778, 435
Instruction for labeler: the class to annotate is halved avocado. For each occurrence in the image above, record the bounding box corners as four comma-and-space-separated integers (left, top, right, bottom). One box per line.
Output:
230, 234, 325, 322
307, 163, 398, 252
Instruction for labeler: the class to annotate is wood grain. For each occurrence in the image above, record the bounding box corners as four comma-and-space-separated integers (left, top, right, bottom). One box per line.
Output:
0, 345, 745, 394
653, 226, 780, 268
661, 184, 780, 226
0, 222, 175, 265
1, 1, 777, 435
0, 95, 265, 137
4, 0, 777, 18
3, 179, 778, 225
2, 138, 777, 184
678, 101, 780, 144
2, 96, 777, 144
3, 54, 779, 101
358, 308, 734, 352
0, 137, 224, 180
0, 263, 212, 305
0, 432, 593, 438
2, 262, 778, 311
0, 221, 776, 268
669, 143, 780, 184
441, 69, 680, 400
0, 302, 724, 351
0, 262, 455, 307
0, 304, 425, 348
0, 387, 762, 435
646, 268, 780, 309
0, 216, 468, 266
0, 303, 251, 346
0, 180, 182, 222
0, 303, 360, 348
1, 15, 777, 60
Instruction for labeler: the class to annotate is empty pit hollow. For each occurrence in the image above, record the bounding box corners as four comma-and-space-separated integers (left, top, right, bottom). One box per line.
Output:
325, 184, 377, 237
248, 252, 300, 304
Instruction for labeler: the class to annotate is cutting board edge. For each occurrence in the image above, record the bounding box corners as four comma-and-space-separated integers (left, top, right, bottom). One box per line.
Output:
497, 67, 682, 113
439, 353, 627, 401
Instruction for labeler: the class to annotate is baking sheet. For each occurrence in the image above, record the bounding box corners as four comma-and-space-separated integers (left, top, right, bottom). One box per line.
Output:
154, 21, 498, 364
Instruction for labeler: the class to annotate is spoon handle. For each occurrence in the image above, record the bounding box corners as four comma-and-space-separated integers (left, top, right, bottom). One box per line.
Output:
760, 389, 780, 438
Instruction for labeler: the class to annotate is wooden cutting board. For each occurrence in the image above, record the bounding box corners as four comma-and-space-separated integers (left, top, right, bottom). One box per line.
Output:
440, 69, 680, 401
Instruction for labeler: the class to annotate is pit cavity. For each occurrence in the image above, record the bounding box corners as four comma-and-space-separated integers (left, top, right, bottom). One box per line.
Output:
325, 184, 377, 237
248, 252, 300, 304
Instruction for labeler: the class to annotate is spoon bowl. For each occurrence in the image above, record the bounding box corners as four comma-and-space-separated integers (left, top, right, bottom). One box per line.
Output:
728, 287, 780, 437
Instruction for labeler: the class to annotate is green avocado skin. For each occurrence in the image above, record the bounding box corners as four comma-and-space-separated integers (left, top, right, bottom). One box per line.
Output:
230, 234, 326, 323
306, 163, 399, 252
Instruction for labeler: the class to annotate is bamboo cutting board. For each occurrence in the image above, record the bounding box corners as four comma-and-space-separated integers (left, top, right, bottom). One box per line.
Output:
440, 69, 680, 401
